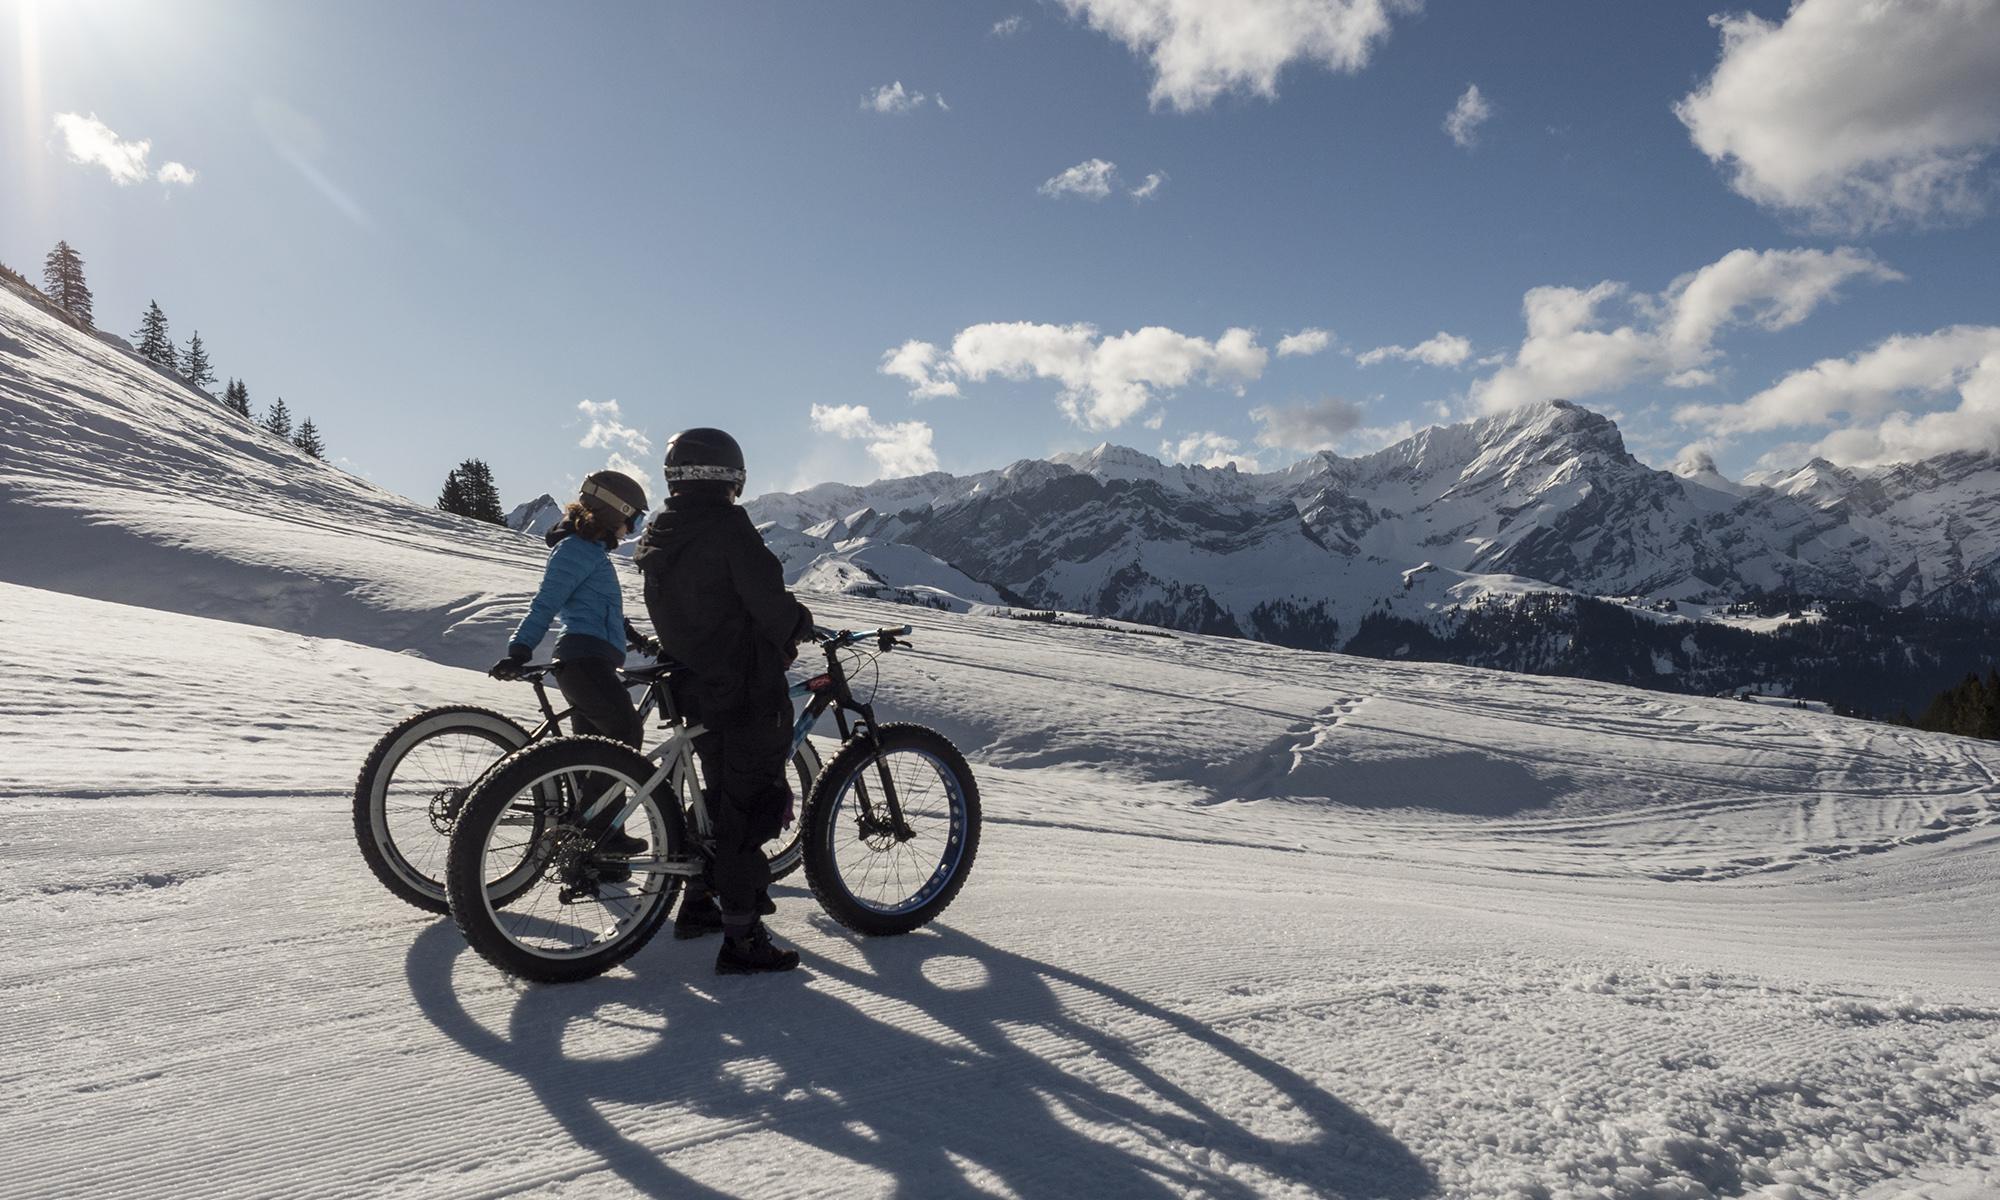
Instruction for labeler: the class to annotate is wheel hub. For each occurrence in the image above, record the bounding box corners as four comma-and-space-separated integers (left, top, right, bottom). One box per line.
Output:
428, 787, 467, 834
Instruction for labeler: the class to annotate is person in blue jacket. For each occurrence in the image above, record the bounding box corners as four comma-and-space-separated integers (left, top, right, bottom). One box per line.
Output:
489, 469, 656, 750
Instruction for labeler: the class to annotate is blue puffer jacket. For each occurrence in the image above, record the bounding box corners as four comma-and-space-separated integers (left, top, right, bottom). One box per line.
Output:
509, 527, 627, 661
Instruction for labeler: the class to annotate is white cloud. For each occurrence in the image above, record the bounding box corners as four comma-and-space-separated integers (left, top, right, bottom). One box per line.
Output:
879, 340, 961, 399
1676, 0, 2000, 231
1160, 431, 1262, 472
809, 403, 941, 477
885, 321, 1273, 429
1276, 328, 1332, 358
1675, 326, 2000, 467
1040, 158, 1118, 200
1470, 247, 1900, 414
155, 161, 197, 186
1444, 84, 1491, 149
1356, 331, 1472, 368
51, 113, 155, 185
1040, 159, 1168, 202
992, 14, 1027, 37
1056, 0, 1411, 112
863, 82, 933, 114
577, 399, 652, 458
1664, 368, 1718, 389
1250, 396, 1366, 452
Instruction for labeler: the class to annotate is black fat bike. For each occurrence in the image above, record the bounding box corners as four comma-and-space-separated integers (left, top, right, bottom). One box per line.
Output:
444, 625, 982, 983
353, 659, 821, 914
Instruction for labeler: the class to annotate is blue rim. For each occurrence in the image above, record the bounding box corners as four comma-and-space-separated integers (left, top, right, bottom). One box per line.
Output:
826, 745, 967, 915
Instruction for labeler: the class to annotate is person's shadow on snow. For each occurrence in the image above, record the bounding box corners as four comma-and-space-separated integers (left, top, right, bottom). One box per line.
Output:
405, 909, 1434, 1199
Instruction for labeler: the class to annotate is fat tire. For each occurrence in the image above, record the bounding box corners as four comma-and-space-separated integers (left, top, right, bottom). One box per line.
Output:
353, 705, 531, 913
803, 724, 981, 936
447, 735, 681, 983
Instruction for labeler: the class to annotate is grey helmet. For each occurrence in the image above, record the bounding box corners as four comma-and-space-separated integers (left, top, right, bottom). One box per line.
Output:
578, 469, 647, 528
663, 427, 747, 493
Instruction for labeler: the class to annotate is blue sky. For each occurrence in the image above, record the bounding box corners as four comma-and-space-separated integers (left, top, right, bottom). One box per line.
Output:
6, 0, 1999, 508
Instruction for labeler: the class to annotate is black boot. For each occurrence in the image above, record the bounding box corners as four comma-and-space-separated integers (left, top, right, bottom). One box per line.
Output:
715, 923, 799, 975
674, 890, 725, 939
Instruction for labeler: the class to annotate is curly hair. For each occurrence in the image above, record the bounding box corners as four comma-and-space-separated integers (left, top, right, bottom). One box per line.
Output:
564, 500, 625, 549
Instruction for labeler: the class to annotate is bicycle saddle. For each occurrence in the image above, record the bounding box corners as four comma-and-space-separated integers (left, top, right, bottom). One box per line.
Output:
619, 658, 687, 682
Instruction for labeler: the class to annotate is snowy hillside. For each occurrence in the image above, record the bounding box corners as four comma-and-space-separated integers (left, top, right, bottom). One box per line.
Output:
5, 580, 1999, 1198
4, 270, 2000, 1196
0, 283, 551, 664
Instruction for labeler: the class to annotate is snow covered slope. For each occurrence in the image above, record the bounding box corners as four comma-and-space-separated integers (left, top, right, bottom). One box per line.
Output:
0, 283, 551, 663
4, 580, 1998, 1198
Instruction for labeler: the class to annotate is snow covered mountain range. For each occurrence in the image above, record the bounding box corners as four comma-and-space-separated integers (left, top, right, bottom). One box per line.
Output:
750, 399, 2000, 634
743, 401, 2000, 711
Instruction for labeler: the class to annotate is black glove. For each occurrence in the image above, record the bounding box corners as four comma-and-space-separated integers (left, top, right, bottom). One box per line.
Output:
623, 620, 659, 657
489, 644, 531, 681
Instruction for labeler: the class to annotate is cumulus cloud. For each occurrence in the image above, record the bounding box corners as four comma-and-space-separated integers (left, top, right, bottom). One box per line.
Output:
155, 161, 197, 186
879, 340, 961, 399
992, 14, 1027, 37
1444, 84, 1491, 149
1250, 396, 1366, 452
1676, 0, 2000, 231
1160, 431, 1263, 472
1356, 331, 1472, 368
1470, 247, 1901, 414
809, 403, 941, 477
1039, 159, 1169, 201
1040, 158, 1119, 200
1674, 326, 2000, 467
52, 113, 156, 185
577, 399, 652, 458
863, 82, 935, 114
1056, 0, 1411, 112
884, 321, 1273, 429
1276, 328, 1332, 358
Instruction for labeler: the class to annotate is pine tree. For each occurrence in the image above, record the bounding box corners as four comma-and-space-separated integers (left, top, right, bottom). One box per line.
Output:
292, 417, 325, 459
459, 458, 506, 524
439, 459, 504, 524
183, 332, 216, 393
438, 469, 471, 518
263, 397, 293, 439
41, 241, 93, 327
222, 378, 252, 418
134, 301, 176, 369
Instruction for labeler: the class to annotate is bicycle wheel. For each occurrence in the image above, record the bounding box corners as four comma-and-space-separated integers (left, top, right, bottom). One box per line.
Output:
803, 724, 981, 936
763, 739, 822, 882
448, 736, 685, 983
353, 706, 544, 913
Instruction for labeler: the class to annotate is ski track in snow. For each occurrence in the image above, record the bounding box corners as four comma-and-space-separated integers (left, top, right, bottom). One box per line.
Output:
3, 285, 2000, 1196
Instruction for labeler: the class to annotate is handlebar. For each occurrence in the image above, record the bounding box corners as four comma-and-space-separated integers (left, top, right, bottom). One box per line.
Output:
812, 624, 914, 651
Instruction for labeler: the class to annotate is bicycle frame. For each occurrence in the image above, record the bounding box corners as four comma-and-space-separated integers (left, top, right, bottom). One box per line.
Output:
579, 625, 917, 878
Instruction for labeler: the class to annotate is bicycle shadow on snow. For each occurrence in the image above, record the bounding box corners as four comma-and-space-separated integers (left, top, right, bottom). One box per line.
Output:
405, 913, 1434, 1198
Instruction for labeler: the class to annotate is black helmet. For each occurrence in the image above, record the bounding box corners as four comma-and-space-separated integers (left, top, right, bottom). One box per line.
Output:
663, 427, 747, 493
578, 469, 647, 527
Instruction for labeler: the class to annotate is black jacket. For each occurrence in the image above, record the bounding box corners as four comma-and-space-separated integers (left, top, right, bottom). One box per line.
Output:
633, 494, 813, 718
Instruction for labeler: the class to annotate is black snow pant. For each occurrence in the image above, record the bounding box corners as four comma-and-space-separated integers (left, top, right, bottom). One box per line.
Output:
693, 706, 794, 921
554, 657, 643, 749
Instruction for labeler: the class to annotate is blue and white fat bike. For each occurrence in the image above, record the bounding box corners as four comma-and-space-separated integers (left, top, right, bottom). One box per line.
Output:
443, 626, 982, 983
353, 658, 821, 915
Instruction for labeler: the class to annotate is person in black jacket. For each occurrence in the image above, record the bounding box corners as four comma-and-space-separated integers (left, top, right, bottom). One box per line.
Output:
633, 428, 814, 975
